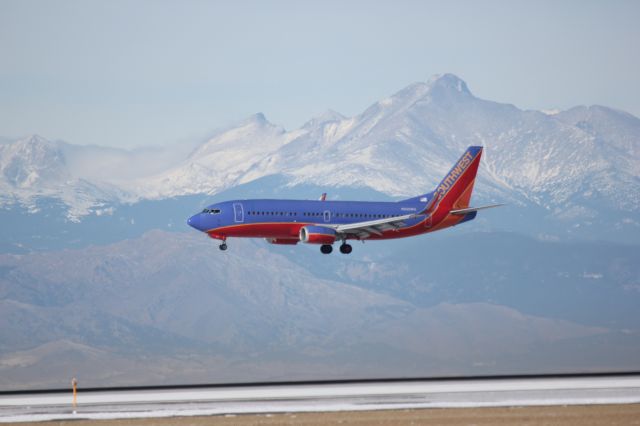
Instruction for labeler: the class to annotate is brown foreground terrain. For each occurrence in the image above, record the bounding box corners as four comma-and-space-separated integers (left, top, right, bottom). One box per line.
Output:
13, 404, 640, 426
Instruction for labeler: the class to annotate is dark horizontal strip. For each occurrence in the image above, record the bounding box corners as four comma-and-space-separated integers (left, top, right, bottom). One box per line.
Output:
2, 371, 639, 396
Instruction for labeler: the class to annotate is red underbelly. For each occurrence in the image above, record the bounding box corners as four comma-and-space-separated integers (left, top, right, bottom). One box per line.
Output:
212, 222, 306, 239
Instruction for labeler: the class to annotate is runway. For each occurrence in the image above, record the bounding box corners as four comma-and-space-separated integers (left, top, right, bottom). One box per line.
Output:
1, 375, 640, 423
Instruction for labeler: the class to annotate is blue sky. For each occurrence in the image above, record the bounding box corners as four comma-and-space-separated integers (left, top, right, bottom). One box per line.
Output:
1, 0, 639, 148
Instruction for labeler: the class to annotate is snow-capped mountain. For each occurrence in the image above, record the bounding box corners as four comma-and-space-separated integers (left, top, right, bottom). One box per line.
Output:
132, 73, 638, 218
130, 113, 303, 199
0, 135, 68, 188
0, 135, 195, 219
0, 135, 130, 219
1, 74, 638, 226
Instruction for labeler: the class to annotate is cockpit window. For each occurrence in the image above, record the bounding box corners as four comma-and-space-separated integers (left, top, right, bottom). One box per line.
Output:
202, 208, 221, 214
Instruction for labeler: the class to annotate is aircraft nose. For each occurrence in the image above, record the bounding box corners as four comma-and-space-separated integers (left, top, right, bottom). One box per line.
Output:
187, 213, 203, 231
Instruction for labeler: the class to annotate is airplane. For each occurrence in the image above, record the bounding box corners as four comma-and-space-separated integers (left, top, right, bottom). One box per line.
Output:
187, 146, 501, 254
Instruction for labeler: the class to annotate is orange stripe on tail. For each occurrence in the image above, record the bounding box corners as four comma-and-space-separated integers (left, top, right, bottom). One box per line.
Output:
434, 146, 483, 212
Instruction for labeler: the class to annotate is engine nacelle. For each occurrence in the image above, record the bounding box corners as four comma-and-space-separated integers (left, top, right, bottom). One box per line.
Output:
299, 225, 336, 244
265, 238, 299, 245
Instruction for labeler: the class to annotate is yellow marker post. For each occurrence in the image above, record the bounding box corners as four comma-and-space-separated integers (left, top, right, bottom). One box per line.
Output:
71, 377, 78, 412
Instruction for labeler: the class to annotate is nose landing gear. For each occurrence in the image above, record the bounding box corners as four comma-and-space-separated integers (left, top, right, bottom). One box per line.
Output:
219, 243, 228, 251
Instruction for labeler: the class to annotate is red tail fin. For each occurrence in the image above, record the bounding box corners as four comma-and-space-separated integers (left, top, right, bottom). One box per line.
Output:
434, 146, 483, 212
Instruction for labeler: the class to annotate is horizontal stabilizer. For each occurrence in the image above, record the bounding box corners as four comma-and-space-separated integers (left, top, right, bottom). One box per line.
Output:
450, 204, 504, 215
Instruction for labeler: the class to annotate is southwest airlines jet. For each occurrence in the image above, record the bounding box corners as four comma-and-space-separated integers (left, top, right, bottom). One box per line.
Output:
187, 146, 500, 254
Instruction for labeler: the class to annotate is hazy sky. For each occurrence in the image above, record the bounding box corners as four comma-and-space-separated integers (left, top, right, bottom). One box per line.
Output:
1, 0, 639, 148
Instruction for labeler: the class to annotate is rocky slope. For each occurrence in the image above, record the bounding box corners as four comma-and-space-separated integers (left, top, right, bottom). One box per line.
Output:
2, 230, 639, 389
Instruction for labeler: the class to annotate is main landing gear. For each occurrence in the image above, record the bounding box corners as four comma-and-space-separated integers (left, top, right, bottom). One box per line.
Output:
219, 242, 228, 251
339, 243, 352, 254
320, 243, 353, 254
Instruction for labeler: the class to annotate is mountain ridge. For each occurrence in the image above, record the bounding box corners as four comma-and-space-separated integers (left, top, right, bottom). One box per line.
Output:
4, 229, 638, 389
0, 74, 638, 236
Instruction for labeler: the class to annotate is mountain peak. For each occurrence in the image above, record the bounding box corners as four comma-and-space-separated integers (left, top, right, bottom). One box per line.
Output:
317, 109, 345, 122
0, 134, 68, 189
252, 112, 267, 121
377, 74, 472, 113
248, 112, 267, 124
303, 109, 346, 128
426, 73, 471, 96
234, 113, 272, 128
21, 134, 53, 146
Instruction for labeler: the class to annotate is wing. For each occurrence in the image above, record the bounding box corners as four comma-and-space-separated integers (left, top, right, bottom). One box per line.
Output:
328, 213, 420, 240
323, 203, 502, 240
326, 192, 438, 239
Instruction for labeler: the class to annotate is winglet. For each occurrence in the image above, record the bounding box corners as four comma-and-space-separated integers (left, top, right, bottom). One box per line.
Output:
319, 193, 327, 201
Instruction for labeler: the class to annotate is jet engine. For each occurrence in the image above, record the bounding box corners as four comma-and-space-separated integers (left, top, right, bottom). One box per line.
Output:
299, 225, 336, 244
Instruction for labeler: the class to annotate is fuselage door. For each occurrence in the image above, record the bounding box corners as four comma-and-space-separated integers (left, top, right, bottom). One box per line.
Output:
323, 210, 331, 223
233, 203, 244, 223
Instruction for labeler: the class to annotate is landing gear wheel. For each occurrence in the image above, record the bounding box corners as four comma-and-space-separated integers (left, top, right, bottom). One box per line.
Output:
219, 243, 228, 251
320, 244, 333, 254
339, 243, 352, 254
